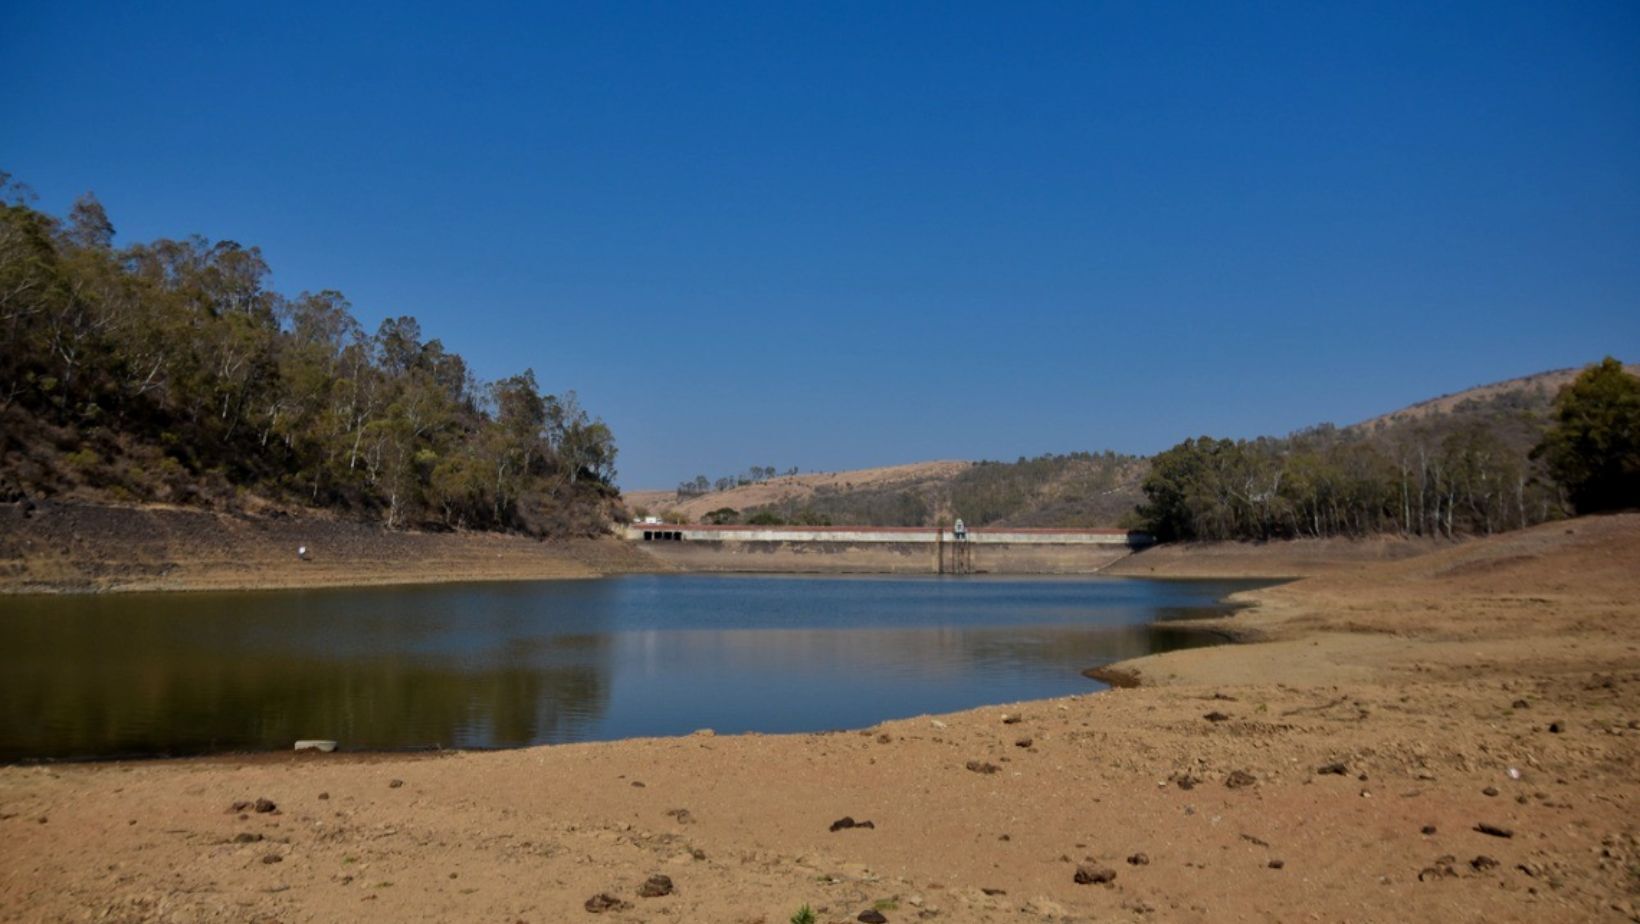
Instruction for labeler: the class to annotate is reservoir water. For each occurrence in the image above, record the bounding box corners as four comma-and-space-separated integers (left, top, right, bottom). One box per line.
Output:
0, 573, 1264, 761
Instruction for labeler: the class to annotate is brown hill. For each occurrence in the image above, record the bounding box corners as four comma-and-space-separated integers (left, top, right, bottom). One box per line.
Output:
623, 460, 975, 523
625, 360, 1633, 532
1350, 363, 1640, 431
627, 453, 1146, 529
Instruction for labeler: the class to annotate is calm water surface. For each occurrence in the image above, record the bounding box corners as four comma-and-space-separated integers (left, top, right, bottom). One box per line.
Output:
0, 574, 1264, 760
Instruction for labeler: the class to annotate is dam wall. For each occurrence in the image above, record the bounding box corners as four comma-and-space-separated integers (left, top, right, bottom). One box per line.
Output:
623, 525, 1149, 575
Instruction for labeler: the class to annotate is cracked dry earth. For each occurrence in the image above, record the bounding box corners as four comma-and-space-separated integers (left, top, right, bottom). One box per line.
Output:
3, 513, 1639, 923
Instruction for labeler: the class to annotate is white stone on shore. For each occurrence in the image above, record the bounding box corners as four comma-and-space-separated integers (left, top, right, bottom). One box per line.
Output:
294, 740, 337, 752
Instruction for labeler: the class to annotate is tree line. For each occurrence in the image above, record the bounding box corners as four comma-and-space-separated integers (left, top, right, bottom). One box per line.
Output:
676, 465, 798, 497
1135, 359, 1638, 542
0, 173, 617, 534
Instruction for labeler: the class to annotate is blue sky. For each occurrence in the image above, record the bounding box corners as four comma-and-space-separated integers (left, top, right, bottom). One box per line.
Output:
3, 1, 1637, 488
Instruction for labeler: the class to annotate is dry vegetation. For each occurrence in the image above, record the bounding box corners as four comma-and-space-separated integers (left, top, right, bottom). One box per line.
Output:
623, 461, 976, 523
1352, 364, 1640, 430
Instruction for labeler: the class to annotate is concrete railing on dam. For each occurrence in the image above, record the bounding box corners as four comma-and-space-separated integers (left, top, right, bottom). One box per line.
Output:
621, 524, 1154, 575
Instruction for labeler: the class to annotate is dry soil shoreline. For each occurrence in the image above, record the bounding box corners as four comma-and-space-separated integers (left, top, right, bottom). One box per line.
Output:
2, 513, 1638, 922
0, 500, 1450, 595
0, 501, 669, 594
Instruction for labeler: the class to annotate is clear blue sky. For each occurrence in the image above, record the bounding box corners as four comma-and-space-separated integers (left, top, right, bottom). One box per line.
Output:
3, 2, 1637, 488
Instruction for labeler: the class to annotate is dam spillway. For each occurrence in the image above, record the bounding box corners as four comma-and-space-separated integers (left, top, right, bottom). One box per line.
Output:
621, 524, 1154, 575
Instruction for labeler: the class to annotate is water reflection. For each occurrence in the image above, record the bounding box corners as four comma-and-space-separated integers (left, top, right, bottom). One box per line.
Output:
0, 574, 1266, 760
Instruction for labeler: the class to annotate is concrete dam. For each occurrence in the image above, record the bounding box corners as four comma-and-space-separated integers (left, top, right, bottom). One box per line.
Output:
622, 524, 1154, 575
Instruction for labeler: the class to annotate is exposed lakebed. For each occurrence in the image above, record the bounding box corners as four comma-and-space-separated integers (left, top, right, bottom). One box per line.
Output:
0, 573, 1268, 760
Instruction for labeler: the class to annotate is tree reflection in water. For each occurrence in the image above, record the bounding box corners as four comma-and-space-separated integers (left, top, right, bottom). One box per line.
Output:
0, 575, 1269, 760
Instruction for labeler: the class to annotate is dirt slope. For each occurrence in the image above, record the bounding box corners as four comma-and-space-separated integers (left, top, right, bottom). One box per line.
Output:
0, 502, 665, 594
4, 514, 1638, 922
1103, 533, 1454, 578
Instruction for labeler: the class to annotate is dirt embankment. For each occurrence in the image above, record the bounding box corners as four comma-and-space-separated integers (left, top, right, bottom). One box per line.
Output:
3, 514, 1638, 921
1104, 533, 1451, 578
0, 502, 668, 594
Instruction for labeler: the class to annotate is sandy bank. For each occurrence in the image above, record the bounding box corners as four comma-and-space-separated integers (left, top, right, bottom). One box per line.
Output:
3, 515, 1638, 922
1102, 533, 1450, 578
0, 501, 668, 594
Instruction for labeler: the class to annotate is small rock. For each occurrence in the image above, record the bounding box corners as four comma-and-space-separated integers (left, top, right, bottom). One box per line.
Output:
253, 798, 277, 814
1014, 738, 1033, 748
876, 734, 892, 744
664, 808, 694, 824
1548, 722, 1564, 734
1470, 855, 1499, 872
1511, 699, 1530, 709
318, 792, 330, 800
1420, 855, 1460, 881
1224, 770, 1257, 789
1268, 859, 1285, 869
1203, 712, 1231, 722
1421, 825, 1437, 835
584, 893, 630, 913
1482, 786, 1499, 797
293, 739, 336, 752
228, 801, 252, 813
858, 911, 888, 924
638, 874, 673, 898
965, 760, 1000, 775
630, 781, 645, 788
234, 832, 264, 843
830, 816, 875, 832
1127, 853, 1150, 866
1001, 714, 1023, 724
388, 780, 404, 789
1175, 775, 1199, 791
1474, 823, 1514, 839
981, 887, 1007, 896
261, 853, 282, 864
1074, 864, 1116, 885
1317, 762, 1349, 775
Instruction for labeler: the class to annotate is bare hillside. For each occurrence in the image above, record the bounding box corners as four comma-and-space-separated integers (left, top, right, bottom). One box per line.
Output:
625, 361, 1631, 531
627, 453, 1145, 529
1351, 363, 1639, 430
623, 461, 974, 521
